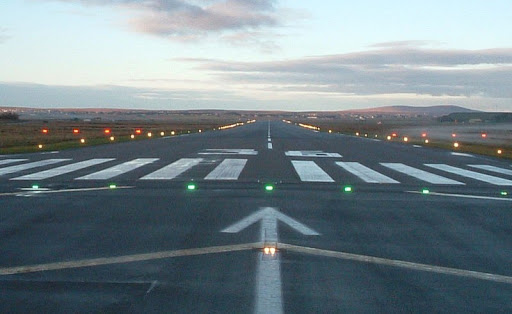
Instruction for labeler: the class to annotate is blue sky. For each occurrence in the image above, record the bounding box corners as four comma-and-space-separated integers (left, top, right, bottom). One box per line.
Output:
1, 0, 511, 111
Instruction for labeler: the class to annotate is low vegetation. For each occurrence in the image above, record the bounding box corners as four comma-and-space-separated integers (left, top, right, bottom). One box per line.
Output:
292, 119, 512, 160
0, 119, 242, 154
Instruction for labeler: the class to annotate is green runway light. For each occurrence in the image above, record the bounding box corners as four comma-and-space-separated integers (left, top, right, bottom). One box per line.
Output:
187, 183, 197, 191
31, 185, 39, 190
109, 184, 117, 189
501, 191, 508, 196
343, 186, 353, 193
422, 189, 430, 194
265, 184, 274, 191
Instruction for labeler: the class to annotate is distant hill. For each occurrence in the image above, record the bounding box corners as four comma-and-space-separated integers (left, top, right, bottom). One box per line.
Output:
439, 112, 512, 123
339, 105, 478, 116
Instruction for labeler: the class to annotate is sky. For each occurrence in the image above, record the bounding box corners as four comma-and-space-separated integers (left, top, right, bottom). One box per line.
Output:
1, 0, 512, 111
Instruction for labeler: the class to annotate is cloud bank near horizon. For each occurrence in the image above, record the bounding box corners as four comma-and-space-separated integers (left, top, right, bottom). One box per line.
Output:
182, 46, 512, 99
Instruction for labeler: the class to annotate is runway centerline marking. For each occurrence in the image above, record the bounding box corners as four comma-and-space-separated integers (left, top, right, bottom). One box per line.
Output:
222, 207, 319, 314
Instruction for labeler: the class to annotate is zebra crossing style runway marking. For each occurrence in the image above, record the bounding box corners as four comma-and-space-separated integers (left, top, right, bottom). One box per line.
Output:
336, 162, 399, 184
425, 164, 512, 186
380, 163, 464, 185
286, 151, 342, 158
198, 149, 258, 156
0, 159, 70, 176
11, 159, 115, 180
0, 159, 28, 166
468, 165, 512, 177
140, 158, 203, 180
75, 158, 160, 180
291, 161, 334, 182
204, 159, 247, 181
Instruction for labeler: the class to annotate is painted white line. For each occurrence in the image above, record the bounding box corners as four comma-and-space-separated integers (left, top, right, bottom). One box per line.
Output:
221, 207, 319, 236
413, 145, 422, 148
222, 208, 318, 314
268, 138, 271, 142
336, 162, 399, 184
0, 159, 70, 176
285, 151, 342, 158
425, 164, 512, 186
140, 158, 203, 180
0, 243, 258, 276
199, 149, 258, 156
268, 143, 273, 150
11, 159, 115, 180
381, 163, 464, 185
451, 152, 474, 157
0, 186, 134, 197
75, 158, 159, 180
407, 191, 512, 202
468, 165, 512, 177
204, 159, 247, 180
291, 161, 334, 182
280, 243, 512, 285
0, 159, 28, 166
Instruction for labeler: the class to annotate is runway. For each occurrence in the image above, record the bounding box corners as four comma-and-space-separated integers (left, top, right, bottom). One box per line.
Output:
1, 121, 512, 312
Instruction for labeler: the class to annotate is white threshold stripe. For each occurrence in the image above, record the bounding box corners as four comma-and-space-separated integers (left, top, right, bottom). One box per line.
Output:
468, 165, 512, 177
11, 159, 115, 180
0, 159, 28, 166
407, 191, 512, 202
336, 162, 399, 184
140, 158, 203, 180
380, 163, 464, 185
291, 161, 334, 182
268, 143, 273, 149
75, 158, 159, 180
425, 164, 512, 186
0, 159, 70, 176
204, 159, 247, 180
280, 243, 512, 285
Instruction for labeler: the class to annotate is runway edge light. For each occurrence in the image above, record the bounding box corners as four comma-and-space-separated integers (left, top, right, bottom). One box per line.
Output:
264, 184, 274, 192
343, 186, 353, 193
187, 182, 197, 191
422, 188, 430, 194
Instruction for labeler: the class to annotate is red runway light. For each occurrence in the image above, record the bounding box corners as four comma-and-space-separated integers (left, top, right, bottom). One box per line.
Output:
104, 129, 111, 134
481, 133, 487, 138
42, 128, 49, 134
73, 128, 80, 134
135, 129, 142, 134
421, 133, 427, 138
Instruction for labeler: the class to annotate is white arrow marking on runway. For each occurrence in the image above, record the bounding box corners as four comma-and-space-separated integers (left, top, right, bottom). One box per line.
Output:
222, 207, 319, 314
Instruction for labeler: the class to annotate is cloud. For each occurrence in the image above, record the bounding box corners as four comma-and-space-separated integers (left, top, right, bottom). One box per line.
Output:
182, 46, 512, 99
42, 0, 281, 44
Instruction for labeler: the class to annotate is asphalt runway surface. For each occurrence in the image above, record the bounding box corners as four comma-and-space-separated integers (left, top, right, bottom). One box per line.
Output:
1, 121, 512, 313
